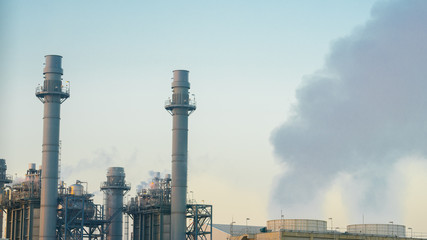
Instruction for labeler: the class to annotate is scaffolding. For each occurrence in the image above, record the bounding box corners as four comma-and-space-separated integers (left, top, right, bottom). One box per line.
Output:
186, 204, 212, 240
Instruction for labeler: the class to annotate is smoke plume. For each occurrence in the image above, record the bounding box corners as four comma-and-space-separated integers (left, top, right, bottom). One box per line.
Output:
270, 0, 427, 224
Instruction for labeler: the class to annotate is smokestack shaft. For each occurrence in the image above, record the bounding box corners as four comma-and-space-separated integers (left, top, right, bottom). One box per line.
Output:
106, 191, 123, 240
40, 99, 60, 239
37, 55, 68, 240
172, 107, 189, 240
166, 70, 196, 240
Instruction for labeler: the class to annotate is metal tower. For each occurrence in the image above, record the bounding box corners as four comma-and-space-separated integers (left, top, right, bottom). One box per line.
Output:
36, 55, 70, 240
101, 167, 131, 240
165, 70, 196, 240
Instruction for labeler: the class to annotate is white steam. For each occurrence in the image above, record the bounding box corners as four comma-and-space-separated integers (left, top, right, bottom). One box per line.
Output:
270, 0, 427, 229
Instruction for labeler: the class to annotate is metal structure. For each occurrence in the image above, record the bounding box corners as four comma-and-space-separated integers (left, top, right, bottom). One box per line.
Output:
1, 60, 211, 240
126, 173, 172, 240
0, 164, 42, 240
100, 167, 131, 240
57, 181, 108, 240
0, 162, 111, 240
165, 70, 196, 240
186, 204, 212, 240
36, 55, 70, 240
125, 174, 212, 240
0, 159, 12, 236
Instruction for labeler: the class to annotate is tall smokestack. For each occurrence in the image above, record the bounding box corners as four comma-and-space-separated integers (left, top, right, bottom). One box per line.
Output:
101, 167, 130, 240
36, 55, 69, 240
165, 70, 196, 240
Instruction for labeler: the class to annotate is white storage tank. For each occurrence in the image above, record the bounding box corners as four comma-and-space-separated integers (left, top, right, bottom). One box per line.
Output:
69, 184, 84, 196
347, 224, 406, 237
267, 219, 327, 232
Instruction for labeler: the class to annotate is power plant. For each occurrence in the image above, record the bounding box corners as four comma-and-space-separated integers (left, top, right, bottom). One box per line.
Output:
0, 55, 423, 240
0, 56, 212, 240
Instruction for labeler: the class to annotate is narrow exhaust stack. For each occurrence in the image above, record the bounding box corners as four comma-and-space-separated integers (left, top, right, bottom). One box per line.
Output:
101, 167, 130, 240
165, 70, 196, 240
36, 55, 70, 240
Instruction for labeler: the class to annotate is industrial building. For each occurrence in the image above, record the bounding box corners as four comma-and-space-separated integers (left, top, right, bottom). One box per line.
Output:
0, 56, 210, 240
211, 224, 264, 239
125, 173, 212, 240
226, 220, 426, 240
0, 162, 106, 240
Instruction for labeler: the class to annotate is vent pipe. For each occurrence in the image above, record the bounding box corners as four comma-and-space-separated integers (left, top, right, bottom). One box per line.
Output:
36, 55, 69, 240
101, 167, 130, 240
165, 70, 196, 240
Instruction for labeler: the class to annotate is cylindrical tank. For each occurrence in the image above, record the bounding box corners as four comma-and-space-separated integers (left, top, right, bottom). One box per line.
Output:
69, 184, 84, 196
58, 196, 95, 221
267, 219, 327, 232
165, 70, 196, 240
101, 167, 130, 240
37, 55, 69, 240
347, 224, 406, 237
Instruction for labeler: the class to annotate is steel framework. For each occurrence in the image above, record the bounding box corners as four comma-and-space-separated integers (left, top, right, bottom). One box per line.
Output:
186, 204, 212, 240
125, 174, 212, 240
56, 194, 108, 240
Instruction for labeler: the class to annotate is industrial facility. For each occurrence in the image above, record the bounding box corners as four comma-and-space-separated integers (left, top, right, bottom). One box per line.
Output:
0, 56, 212, 240
0, 56, 424, 240
125, 173, 212, 240
223, 219, 424, 240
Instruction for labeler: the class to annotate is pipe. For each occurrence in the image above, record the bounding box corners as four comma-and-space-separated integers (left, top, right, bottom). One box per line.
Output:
165, 70, 196, 240
36, 55, 69, 240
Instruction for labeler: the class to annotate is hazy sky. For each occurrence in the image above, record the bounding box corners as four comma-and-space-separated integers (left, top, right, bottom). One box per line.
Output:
271, 0, 427, 233
2, 0, 425, 233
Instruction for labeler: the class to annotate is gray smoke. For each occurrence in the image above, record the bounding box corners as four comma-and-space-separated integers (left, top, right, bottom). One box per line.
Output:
270, 0, 427, 220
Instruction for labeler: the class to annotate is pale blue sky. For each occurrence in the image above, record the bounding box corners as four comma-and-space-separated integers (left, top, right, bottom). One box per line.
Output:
5, 0, 422, 231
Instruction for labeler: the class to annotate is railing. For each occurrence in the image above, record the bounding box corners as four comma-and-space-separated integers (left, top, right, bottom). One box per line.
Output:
35, 84, 70, 96
0, 174, 13, 183
164, 96, 197, 107
411, 232, 427, 239
100, 181, 131, 189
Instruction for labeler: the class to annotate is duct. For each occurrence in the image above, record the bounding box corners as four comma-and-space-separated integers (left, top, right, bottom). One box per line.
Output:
101, 167, 130, 240
36, 55, 69, 240
165, 70, 196, 240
